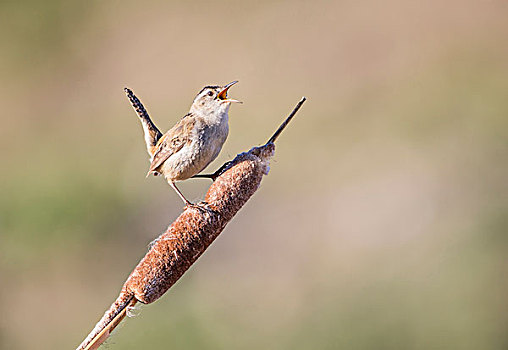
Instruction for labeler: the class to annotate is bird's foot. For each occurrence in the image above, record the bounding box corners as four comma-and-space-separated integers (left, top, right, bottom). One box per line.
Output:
184, 201, 211, 213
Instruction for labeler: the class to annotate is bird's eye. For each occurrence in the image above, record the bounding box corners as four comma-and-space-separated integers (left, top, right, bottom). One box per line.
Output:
207, 91, 214, 97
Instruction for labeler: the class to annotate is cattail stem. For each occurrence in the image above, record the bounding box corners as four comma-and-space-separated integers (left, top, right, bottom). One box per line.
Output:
76, 97, 306, 350
267, 97, 306, 144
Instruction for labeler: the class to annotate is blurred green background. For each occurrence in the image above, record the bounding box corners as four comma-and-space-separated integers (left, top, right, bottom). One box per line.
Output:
1, 0, 507, 349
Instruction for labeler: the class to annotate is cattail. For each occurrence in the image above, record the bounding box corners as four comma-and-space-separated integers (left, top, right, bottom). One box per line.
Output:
76, 97, 306, 350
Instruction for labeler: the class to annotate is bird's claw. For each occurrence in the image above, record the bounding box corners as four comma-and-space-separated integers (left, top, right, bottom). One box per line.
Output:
184, 201, 211, 213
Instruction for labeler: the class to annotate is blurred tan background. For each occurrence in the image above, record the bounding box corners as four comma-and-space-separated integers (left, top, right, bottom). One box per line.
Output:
1, 0, 507, 349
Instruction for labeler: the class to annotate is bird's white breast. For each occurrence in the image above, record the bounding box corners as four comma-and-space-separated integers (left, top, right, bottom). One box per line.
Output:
162, 111, 229, 181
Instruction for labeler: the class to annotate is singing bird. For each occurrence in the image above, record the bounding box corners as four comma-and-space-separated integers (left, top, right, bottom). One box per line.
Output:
125, 81, 241, 206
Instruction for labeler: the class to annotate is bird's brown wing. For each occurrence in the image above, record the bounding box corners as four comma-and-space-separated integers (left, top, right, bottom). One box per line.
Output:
147, 113, 196, 175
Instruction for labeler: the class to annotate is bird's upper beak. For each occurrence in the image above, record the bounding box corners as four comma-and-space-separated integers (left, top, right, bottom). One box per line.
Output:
218, 81, 241, 103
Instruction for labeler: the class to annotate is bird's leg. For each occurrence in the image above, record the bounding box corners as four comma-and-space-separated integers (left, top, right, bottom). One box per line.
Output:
192, 161, 234, 181
191, 174, 215, 180
169, 181, 211, 212
169, 181, 192, 206
168, 181, 192, 205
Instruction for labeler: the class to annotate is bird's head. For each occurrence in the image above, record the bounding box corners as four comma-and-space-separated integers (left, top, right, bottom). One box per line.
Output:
190, 81, 241, 115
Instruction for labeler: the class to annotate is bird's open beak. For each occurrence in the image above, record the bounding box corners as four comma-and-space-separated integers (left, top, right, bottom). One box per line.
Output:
218, 81, 242, 103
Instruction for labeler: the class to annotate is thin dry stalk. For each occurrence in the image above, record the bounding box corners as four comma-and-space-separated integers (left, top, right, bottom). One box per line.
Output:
76, 97, 306, 350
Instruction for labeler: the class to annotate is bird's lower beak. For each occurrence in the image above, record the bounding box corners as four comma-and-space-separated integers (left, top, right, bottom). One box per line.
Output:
218, 81, 241, 103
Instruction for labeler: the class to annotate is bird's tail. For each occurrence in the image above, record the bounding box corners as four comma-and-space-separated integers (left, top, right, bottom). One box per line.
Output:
76, 290, 137, 350
124, 87, 163, 157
